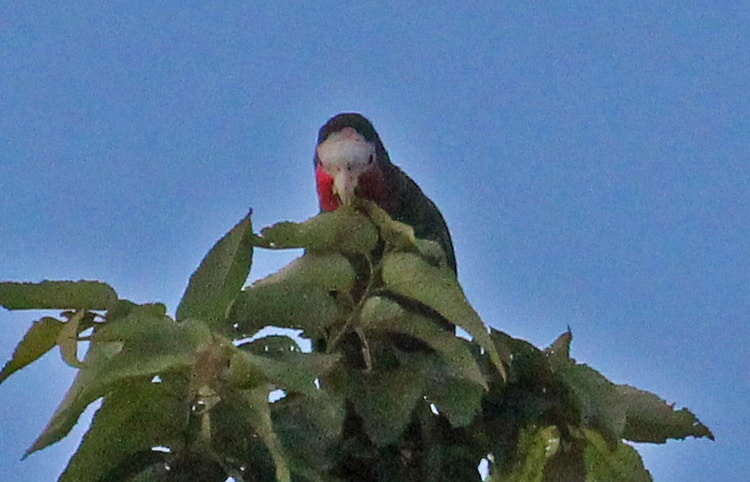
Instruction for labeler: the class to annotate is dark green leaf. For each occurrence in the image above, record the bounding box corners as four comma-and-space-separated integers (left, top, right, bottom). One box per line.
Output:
351, 363, 428, 446
241, 386, 291, 482
555, 363, 627, 444
260, 207, 378, 254
272, 393, 345, 479
228, 347, 338, 397
59, 375, 190, 482
0, 316, 64, 384
176, 212, 254, 328
0, 280, 117, 311
381, 252, 506, 378
206, 391, 278, 480
238, 335, 303, 355
545, 330, 572, 365
425, 368, 484, 428
619, 385, 715, 442
490, 330, 551, 385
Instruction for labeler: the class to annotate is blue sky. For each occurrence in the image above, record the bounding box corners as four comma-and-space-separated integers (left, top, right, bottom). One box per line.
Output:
1, 2, 747, 480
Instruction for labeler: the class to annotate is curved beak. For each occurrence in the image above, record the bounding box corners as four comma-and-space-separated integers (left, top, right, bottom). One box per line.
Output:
317, 130, 375, 206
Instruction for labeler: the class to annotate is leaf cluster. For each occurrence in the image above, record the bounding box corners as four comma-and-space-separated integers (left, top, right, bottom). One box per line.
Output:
0, 205, 712, 481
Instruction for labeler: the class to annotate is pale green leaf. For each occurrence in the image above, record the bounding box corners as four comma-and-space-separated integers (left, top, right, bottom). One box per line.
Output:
230, 282, 342, 338
582, 429, 652, 482
260, 207, 378, 254
491, 425, 560, 482
0, 316, 64, 384
0, 280, 117, 311
254, 253, 355, 293
176, 212, 254, 328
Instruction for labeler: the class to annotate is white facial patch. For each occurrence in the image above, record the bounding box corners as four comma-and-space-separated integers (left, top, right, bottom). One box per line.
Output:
316, 131, 376, 205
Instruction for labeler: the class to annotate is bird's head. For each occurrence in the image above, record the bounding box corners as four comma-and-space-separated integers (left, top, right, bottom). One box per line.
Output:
314, 113, 393, 212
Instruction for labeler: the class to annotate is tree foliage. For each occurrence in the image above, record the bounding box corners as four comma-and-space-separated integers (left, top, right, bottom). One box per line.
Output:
0, 206, 713, 481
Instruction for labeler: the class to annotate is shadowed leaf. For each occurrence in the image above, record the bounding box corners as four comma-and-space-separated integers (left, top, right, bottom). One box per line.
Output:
351, 363, 427, 446
228, 346, 338, 397
382, 252, 506, 378
242, 386, 291, 482
59, 375, 190, 482
555, 363, 627, 444
272, 393, 345, 479
619, 385, 715, 442
361, 296, 486, 389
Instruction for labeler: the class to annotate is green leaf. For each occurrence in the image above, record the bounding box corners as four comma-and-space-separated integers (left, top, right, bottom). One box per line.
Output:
360, 199, 416, 249
26, 336, 123, 456
27, 307, 210, 455
92, 312, 211, 382
619, 385, 715, 442
229, 346, 339, 397
0, 316, 64, 384
242, 386, 291, 482
57, 310, 86, 368
59, 375, 190, 482
545, 330, 572, 364
424, 364, 485, 428
239, 334, 303, 355
555, 363, 627, 444
414, 239, 451, 271
381, 252, 506, 379
176, 212, 254, 328
255, 252, 356, 293
0, 280, 117, 311
230, 282, 343, 338
490, 330, 551, 385
272, 392, 345, 479
260, 207, 378, 254
582, 429, 652, 482
360, 296, 487, 390
350, 362, 428, 446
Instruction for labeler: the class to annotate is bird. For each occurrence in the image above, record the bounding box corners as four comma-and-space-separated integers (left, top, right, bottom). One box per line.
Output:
314, 113, 457, 274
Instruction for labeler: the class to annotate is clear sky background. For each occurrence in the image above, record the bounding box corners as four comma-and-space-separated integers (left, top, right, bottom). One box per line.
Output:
1, 2, 747, 481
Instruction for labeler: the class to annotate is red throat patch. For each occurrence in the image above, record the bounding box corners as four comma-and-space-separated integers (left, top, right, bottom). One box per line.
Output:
315, 161, 395, 213
315, 163, 340, 211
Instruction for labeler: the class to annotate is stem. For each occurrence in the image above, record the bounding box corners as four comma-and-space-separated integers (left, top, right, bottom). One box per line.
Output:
326, 254, 377, 353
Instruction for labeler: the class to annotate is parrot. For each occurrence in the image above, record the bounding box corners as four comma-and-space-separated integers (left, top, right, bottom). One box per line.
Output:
314, 112, 457, 274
